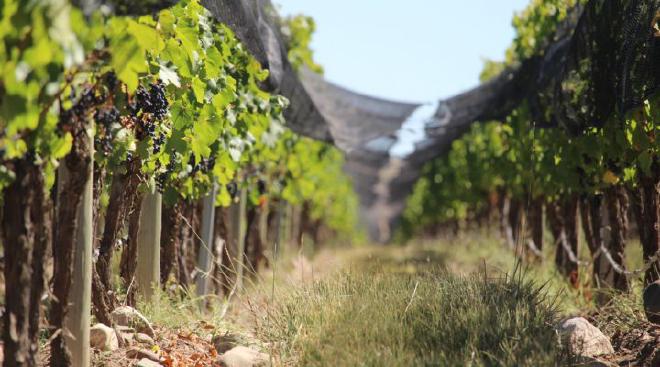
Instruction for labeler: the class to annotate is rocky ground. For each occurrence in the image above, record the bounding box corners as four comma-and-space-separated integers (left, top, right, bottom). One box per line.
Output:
586, 316, 660, 366
32, 305, 659, 367
35, 305, 269, 367
26, 237, 660, 366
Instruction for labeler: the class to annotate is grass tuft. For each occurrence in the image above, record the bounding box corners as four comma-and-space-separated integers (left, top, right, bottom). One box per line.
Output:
255, 261, 567, 366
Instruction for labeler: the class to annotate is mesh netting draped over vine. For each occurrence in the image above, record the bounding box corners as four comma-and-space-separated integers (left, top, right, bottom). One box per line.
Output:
200, 0, 659, 242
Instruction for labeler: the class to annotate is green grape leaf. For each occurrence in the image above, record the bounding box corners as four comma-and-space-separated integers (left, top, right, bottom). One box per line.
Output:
174, 24, 200, 61
212, 89, 233, 112
127, 21, 163, 53
159, 63, 181, 87
23, 38, 54, 68
50, 133, 73, 159
159, 9, 176, 34
192, 77, 206, 103
162, 39, 192, 78
170, 101, 192, 129
205, 46, 224, 79
190, 118, 217, 157
109, 36, 146, 92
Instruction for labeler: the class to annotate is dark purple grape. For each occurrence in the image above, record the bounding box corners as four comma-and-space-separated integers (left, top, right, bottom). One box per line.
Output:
79, 88, 97, 109
104, 72, 118, 90
94, 106, 120, 127
148, 82, 168, 120
226, 182, 238, 198
135, 83, 168, 120
156, 172, 167, 192
152, 133, 165, 154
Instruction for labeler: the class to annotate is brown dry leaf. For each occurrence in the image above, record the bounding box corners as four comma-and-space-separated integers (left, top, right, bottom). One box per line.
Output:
161, 354, 175, 367
197, 320, 216, 330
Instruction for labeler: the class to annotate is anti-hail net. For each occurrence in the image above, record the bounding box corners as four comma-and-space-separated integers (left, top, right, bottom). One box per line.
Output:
128, 0, 658, 242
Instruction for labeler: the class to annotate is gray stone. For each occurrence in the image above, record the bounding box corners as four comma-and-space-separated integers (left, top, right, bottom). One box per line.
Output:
111, 306, 156, 337
90, 323, 119, 351
218, 346, 269, 367
135, 358, 163, 367
212, 332, 240, 353
126, 347, 161, 362
116, 325, 136, 333
558, 317, 614, 358
135, 333, 155, 345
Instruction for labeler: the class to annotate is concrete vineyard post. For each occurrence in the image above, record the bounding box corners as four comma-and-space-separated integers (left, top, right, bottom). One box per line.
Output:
63, 122, 93, 367
137, 190, 162, 302
196, 183, 217, 300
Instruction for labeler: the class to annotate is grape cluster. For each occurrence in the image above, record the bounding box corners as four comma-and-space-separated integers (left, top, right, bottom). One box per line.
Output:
167, 152, 178, 172
152, 132, 165, 154
200, 156, 215, 173
104, 71, 118, 90
189, 154, 215, 174
94, 136, 113, 156
226, 182, 238, 199
131, 82, 170, 155
79, 88, 101, 110
136, 82, 168, 120
59, 86, 104, 132
188, 154, 197, 173
94, 106, 121, 156
94, 106, 120, 127
138, 121, 156, 141
156, 172, 167, 192
155, 152, 181, 192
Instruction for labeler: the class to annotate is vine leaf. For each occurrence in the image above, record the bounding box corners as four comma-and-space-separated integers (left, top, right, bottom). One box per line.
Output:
159, 64, 181, 87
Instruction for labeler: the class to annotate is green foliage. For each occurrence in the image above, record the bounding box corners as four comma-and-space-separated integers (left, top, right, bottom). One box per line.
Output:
0, 0, 83, 190
506, 0, 582, 63
401, 0, 659, 239
281, 15, 324, 74
258, 13, 361, 238
97, 0, 289, 202
0, 0, 361, 240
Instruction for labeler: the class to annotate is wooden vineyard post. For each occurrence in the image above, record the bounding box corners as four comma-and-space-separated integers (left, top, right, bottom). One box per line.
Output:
136, 190, 162, 302
63, 121, 94, 367
196, 183, 218, 301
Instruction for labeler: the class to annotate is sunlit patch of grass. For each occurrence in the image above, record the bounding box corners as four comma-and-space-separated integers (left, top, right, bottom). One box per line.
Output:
136, 285, 234, 336
395, 229, 648, 315
255, 261, 567, 366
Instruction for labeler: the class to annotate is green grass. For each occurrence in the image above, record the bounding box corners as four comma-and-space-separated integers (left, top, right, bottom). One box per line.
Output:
396, 229, 647, 314
255, 261, 567, 366
245, 229, 652, 366
100, 228, 649, 366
